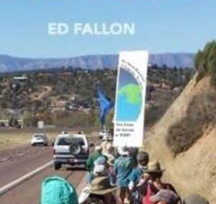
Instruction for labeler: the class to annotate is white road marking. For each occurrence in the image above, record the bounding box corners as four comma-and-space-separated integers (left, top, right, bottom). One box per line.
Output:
76, 173, 87, 196
17, 153, 25, 156
0, 160, 53, 196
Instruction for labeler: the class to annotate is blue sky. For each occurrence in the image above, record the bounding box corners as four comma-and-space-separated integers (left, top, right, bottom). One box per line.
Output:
0, 0, 215, 58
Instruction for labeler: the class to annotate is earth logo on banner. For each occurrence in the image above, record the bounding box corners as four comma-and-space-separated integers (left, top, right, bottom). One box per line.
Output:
116, 69, 142, 121
114, 51, 148, 147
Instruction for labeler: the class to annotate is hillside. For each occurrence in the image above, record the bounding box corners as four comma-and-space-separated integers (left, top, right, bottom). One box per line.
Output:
0, 53, 194, 73
0, 67, 193, 128
144, 74, 216, 203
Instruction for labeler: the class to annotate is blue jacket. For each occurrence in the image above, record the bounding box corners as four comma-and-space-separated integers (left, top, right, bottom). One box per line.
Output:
114, 155, 134, 187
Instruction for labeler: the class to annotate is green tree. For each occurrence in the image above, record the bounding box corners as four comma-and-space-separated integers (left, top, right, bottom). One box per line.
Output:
195, 40, 216, 85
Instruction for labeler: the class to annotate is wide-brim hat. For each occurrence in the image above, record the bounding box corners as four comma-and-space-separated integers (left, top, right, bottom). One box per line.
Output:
144, 161, 165, 173
89, 176, 118, 195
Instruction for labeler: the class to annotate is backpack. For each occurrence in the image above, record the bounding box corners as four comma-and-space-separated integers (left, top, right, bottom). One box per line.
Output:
133, 181, 158, 204
130, 182, 155, 204
41, 176, 78, 204
142, 183, 156, 204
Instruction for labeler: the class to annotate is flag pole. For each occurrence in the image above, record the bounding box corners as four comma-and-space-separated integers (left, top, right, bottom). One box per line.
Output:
97, 83, 113, 134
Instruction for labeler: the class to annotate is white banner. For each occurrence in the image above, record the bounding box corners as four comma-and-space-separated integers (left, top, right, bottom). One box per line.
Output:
113, 51, 148, 147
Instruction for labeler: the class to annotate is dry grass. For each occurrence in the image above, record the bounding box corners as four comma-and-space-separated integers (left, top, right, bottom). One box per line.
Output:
143, 75, 216, 203
166, 90, 216, 155
0, 128, 99, 151
0, 132, 32, 151
0, 131, 57, 151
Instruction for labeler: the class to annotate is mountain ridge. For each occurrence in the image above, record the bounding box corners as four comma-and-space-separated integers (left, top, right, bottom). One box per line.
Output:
0, 53, 195, 73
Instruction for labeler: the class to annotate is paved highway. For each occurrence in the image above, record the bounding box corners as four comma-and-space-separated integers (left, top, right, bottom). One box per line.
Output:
0, 145, 53, 188
0, 165, 86, 204
0, 137, 98, 204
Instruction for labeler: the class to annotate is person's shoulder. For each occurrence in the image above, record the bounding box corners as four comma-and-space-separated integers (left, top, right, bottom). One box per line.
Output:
163, 183, 178, 194
137, 167, 145, 173
114, 156, 121, 162
115, 156, 125, 164
129, 168, 138, 178
89, 152, 95, 156
90, 151, 99, 157
138, 167, 145, 173
131, 167, 142, 176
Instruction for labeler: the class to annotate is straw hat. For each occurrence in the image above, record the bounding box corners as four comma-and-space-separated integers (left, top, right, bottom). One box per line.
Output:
144, 161, 165, 173
89, 177, 118, 195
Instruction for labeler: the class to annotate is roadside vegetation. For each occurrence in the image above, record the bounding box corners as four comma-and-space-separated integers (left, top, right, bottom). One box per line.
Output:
165, 40, 216, 155
0, 66, 193, 129
166, 91, 216, 155
195, 40, 216, 85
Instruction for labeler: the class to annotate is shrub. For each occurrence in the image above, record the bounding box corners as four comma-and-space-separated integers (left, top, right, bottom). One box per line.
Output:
195, 40, 216, 85
166, 91, 216, 155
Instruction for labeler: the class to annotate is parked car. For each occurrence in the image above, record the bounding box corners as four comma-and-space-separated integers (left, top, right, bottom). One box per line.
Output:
31, 133, 48, 146
53, 133, 93, 170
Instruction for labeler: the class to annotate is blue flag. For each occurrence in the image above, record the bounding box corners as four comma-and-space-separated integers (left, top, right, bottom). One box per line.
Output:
97, 86, 113, 126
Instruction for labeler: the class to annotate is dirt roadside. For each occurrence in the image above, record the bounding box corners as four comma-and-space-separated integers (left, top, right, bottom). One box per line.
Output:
0, 128, 99, 151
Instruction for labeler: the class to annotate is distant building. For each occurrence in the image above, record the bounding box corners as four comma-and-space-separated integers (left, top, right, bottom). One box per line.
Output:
0, 119, 23, 128
13, 75, 28, 81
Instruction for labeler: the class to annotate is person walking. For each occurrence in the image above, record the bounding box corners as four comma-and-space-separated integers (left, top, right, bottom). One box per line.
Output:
41, 176, 78, 204
80, 176, 120, 204
114, 146, 134, 204
100, 135, 112, 155
128, 151, 149, 204
137, 161, 179, 204
86, 146, 103, 183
